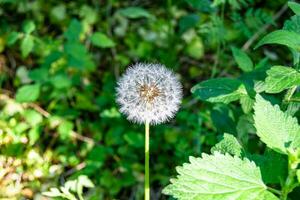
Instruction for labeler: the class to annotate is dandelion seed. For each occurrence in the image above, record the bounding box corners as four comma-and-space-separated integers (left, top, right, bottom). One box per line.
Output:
116, 63, 182, 125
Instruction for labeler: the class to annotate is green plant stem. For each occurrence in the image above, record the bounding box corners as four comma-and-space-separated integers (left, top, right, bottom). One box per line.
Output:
145, 121, 150, 200
281, 152, 299, 200
267, 187, 281, 196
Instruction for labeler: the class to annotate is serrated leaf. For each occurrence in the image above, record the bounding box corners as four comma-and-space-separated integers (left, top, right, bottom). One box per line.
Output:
211, 133, 242, 156
231, 47, 253, 72
118, 7, 151, 19
255, 30, 300, 51
16, 84, 40, 103
265, 66, 300, 93
90, 32, 115, 48
163, 152, 278, 200
254, 95, 300, 154
21, 35, 34, 58
191, 78, 247, 104
240, 95, 255, 113
288, 1, 300, 15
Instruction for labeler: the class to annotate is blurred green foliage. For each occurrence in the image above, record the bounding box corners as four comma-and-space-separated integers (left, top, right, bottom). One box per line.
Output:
0, 0, 292, 199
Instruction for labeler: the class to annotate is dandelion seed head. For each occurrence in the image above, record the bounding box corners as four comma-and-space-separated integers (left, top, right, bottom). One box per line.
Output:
116, 63, 182, 125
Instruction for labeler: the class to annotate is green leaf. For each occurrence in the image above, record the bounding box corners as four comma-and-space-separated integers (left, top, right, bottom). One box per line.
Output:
90, 32, 115, 48
191, 78, 247, 103
231, 47, 253, 72
265, 66, 300, 93
21, 35, 34, 58
254, 95, 300, 154
6, 31, 19, 45
251, 150, 287, 184
255, 30, 300, 51
211, 133, 242, 156
24, 109, 43, 126
288, 1, 300, 15
16, 84, 40, 103
179, 14, 200, 34
22, 20, 35, 34
58, 120, 73, 140
185, 0, 213, 13
283, 15, 300, 34
118, 7, 151, 19
240, 95, 255, 113
163, 152, 278, 200
64, 19, 82, 41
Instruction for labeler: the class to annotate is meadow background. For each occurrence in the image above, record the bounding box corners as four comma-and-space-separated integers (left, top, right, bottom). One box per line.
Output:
0, 0, 293, 199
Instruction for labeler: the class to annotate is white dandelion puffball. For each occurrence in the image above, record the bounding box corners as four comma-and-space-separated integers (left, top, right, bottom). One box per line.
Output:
116, 63, 182, 125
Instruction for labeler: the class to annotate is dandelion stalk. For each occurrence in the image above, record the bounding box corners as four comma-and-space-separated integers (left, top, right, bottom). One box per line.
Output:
145, 120, 150, 200
116, 63, 182, 200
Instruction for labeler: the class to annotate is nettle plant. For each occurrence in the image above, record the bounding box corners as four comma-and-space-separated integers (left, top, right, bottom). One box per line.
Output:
163, 2, 300, 200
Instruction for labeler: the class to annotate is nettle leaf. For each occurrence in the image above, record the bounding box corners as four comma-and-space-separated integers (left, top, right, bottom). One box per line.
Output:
240, 95, 255, 113
231, 47, 253, 72
255, 30, 300, 51
90, 32, 115, 48
191, 78, 247, 104
288, 1, 300, 15
163, 152, 278, 200
211, 133, 242, 156
254, 95, 300, 154
118, 7, 151, 19
265, 66, 300, 93
16, 83, 40, 103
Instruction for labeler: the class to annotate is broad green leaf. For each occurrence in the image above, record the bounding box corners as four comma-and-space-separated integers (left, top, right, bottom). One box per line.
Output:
21, 35, 34, 57
118, 7, 151, 19
22, 20, 35, 34
265, 66, 300, 93
16, 84, 40, 102
64, 19, 82, 41
288, 1, 300, 15
191, 78, 247, 104
231, 47, 253, 72
163, 152, 278, 200
58, 120, 73, 140
211, 133, 242, 156
179, 14, 200, 34
90, 32, 115, 48
255, 30, 300, 51
24, 109, 43, 126
254, 95, 300, 154
251, 150, 287, 184
6, 31, 19, 45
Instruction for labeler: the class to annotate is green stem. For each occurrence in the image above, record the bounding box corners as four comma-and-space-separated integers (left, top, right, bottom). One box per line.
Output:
145, 121, 150, 200
281, 151, 299, 200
